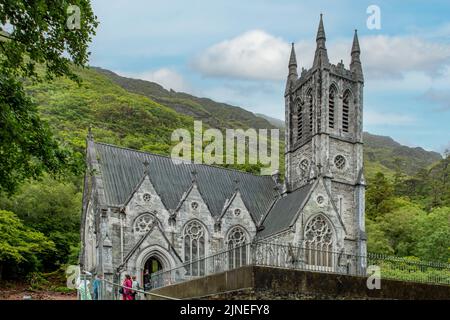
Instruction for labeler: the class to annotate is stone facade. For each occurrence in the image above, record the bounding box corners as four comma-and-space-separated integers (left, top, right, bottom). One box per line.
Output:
80, 15, 366, 296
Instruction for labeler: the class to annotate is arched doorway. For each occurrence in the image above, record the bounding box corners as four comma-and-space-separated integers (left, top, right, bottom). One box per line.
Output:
142, 256, 163, 290
134, 245, 177, 291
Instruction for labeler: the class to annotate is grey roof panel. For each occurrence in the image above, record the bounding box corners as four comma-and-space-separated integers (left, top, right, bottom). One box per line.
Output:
94, 142, 277, 220
257, 183, 313, 238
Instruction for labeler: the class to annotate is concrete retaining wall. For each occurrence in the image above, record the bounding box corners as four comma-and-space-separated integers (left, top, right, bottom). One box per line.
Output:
150, 266, 450, 300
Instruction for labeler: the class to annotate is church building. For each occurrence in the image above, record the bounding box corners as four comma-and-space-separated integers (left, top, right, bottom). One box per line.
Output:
80, 15, 366, 290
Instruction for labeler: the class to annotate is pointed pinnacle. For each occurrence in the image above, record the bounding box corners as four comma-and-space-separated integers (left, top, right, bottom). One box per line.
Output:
352, 29, 360, 54
316, 13, 326, 42
289, 42, 297, 67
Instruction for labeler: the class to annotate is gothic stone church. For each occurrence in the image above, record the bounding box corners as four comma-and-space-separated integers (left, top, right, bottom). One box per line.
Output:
80, 16, 366, 288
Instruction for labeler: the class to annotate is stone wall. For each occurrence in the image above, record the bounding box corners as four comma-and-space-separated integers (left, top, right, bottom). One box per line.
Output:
150, 266, 450, 300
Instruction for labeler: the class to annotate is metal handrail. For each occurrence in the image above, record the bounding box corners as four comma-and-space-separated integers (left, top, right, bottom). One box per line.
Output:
100, 278, 180, 300
150, 240, 450, 289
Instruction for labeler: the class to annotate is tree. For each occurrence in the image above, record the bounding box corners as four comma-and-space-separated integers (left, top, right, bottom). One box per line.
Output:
0, 175, 81, 270
365, 172, 395, 219
365, 218, 394, 254
415, 207, 450, 262
375, 198, 424, 257
0, 210, 55, 280
0, 75, 81, 194
393, 157, 407, 196
0, 0, 98, 81
0, 1, 98, 194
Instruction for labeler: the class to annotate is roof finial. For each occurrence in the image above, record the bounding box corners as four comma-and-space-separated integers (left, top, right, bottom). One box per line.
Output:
143, 159, 150, 174
191, 169, 198, 183
234, 178, 240, 191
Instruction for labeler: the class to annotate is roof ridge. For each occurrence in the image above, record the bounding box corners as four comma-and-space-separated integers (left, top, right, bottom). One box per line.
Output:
94, 141, 277, 179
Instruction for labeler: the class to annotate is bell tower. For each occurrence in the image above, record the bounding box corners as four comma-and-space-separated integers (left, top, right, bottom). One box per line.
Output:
284, 15, 366, 256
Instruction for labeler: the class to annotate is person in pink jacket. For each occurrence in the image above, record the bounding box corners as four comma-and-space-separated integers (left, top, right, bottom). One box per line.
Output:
121, 274, 133, 300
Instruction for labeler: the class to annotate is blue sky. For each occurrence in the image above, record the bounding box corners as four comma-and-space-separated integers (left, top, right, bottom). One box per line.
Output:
89, 0, 450, 153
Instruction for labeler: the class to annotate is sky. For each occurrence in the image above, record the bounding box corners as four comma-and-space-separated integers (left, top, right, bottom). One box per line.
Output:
88, 0, 450, 153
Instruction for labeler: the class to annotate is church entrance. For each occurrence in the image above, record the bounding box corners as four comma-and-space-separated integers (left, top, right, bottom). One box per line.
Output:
142, 257, 163, 290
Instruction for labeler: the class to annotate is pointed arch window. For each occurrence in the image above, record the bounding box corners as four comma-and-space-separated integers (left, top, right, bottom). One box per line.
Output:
304, 215, 334, 270
297, 101, 303, 141
307, 90, 313, 135
342, 90, 351, 133
329, 86, 336, 129
227, 226, 248, 269
183, 220, 206, 276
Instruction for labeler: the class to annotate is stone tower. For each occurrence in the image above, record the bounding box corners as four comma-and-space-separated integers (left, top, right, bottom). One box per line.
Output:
284, 15, 366, 256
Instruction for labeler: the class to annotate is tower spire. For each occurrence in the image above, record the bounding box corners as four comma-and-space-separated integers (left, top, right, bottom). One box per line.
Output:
351, 29, 360, 54
289, 43, 298, 70
316, 13, 326, 43
350, 29, 363, 80
285, 42, 298, 94
313, 14, 329, 69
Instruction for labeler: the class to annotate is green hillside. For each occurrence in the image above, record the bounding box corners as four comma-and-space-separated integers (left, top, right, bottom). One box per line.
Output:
255, 113, 285, 129
363, 132, 442, 176
26, 67, 196, 156
94, 67, 279, 132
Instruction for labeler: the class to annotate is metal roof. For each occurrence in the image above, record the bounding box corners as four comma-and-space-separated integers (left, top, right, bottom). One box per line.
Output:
94, 142, 278, 221
257, 183, 313, 238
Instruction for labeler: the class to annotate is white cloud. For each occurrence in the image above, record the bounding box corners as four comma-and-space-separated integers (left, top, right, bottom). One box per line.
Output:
192, 30, 450, 81
364, 110, 416, 126
356, 36, 450, 79
191, 30, 291, 81
117, 68, 192, 93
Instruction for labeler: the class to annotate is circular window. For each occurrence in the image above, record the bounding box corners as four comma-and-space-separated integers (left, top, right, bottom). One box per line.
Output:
228, 227, 246, 245
191, 201, 199, 210
185, 221, 204, 240
134, 214, 155, 233
316, 195, 325, 205
334, 155, 346, 170
234, 208, 241, 216
143, 193, 152, 202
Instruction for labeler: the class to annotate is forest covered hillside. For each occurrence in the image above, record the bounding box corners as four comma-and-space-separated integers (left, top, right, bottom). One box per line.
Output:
94, 67, 278, 132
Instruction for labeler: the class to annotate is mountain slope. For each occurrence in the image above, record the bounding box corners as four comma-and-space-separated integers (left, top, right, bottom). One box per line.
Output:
26, 67, 195, 155
94, 67, 278, 132
363, 132, 442, 176
255, 113, 285, 129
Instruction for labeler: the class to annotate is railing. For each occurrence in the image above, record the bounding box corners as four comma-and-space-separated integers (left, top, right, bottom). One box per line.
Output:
150, 241, 450, 289
367, 253, 450, 285
77, 277, 179, 300
97, 279, 179, 300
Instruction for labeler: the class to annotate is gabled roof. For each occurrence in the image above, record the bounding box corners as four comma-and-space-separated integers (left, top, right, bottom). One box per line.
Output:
93, 142, 278, 221
257, 183, 314, 238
